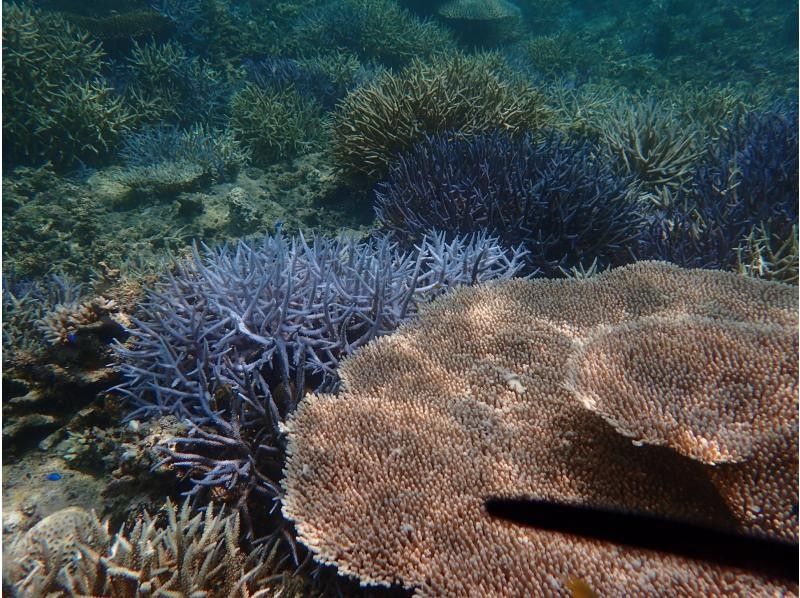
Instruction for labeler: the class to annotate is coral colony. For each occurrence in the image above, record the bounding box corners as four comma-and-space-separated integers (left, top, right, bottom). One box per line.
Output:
112, 231, 526, 539
2, 0, 798, 595
374, 131, 640, 276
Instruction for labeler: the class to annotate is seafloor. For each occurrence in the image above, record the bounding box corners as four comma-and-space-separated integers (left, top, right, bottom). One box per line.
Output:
2, 0, 798, 595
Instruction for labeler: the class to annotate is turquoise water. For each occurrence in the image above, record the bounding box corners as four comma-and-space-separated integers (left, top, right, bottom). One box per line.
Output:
2, 0, 798, 595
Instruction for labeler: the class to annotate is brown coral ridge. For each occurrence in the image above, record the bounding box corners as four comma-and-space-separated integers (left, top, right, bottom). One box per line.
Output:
281, 261, 798, 596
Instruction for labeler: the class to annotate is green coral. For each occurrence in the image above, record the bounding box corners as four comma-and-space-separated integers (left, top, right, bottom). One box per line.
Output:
124, 39, 227, 126
2, 2, 134, 167
64, 9, 172, 40
600, 97, 702, 198
230, 83, 324, 165
521, 32, 596, 78
737, 224, 799, 285
286, 0, 457, 67
332, 52, 554, 182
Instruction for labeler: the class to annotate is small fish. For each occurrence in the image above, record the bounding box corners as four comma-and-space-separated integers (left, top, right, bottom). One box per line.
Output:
566, 578, 597, 598
274, 220, 284, 233
66, 332, 77, 344
46, 472, 62, 481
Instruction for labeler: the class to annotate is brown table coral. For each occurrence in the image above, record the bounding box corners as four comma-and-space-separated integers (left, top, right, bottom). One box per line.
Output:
282, 261, 798, 596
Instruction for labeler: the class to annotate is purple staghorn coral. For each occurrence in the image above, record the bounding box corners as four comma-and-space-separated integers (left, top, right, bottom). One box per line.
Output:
113, 230, 526, 547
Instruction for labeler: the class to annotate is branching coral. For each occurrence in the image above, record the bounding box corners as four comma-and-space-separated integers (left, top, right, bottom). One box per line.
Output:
243, 53, 368, 112
37, 296, 118, 346
640, 108, 799, 281
120, 39, 232, 127
374, 131, 641, 276
736, 223, 799, 284
436, 0, 523, 46
113, 231, 526, 542
64, 9, 173, 41
286, 0, 456, 68
2, 2, 134, 167
601, 96, 702, 197
282, 261, 798, 595
2, 274, 86, 364
119, 123, 249, 183
230, 83, 324, 165
6, 500, 306, 597
332, 52, 553, 181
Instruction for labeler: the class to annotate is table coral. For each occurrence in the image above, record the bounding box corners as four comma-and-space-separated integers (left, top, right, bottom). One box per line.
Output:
282, 261, 798, 596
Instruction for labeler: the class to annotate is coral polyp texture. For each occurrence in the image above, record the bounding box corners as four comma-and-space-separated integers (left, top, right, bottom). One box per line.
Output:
113, 231, 526, 536
332, 52, 552, 181
281, 261, 798, 595
375, 131, 640, 276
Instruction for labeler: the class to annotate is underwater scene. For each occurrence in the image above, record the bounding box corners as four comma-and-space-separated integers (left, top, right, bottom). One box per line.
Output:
1, 0, 798, 595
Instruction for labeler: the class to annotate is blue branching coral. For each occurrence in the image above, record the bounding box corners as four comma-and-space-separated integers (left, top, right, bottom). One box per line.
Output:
113, 231, 526, 542
374, 131, 641, 276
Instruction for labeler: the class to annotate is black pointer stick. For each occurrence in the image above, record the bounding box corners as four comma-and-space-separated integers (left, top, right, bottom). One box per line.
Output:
485, 497, 799, 581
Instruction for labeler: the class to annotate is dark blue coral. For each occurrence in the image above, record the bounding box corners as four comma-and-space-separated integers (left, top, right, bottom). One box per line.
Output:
640, 108, 799, 269
374, 131, 642, 277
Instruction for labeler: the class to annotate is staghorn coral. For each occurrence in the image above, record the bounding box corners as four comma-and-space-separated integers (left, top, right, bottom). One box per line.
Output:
64, 9, 173, 40
5, 500, 309, 597
2, 2, 134, 167
736, 223, 799, 284
515, 32, 596, 79
332, 52, 553, 182
282, 261, 798, 595
119, 123, 248, 184
374, 130, 640, 276
601, 96, 702, 198
436, 0, 523, 46
113, 231, 526, 543
243, 52, 369, 112
286, 0, 456, 68
230, 82, 325, 165
640, 108, 799, 279
120, 39, 231, 127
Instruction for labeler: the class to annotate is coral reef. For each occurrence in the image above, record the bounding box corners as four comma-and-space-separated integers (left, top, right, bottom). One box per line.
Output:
600, 96, 702, 198
119, 123, 249, 184
641, 108, 799, 280
332, 52, 553, 181
5, 499, 316, 596
64, 8, 173, 41
2, 154, 368, 284
287, 0, 456, 68
282, 261, 798, 595
243, 53, 369, 112
113, 231, 526, 543
230, 83, 325, 165
2, 268, 133, 452
2, 2, 134, 167
118, 39, 232, 127
436, 0, 524, 46
374, 131, 640, 276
